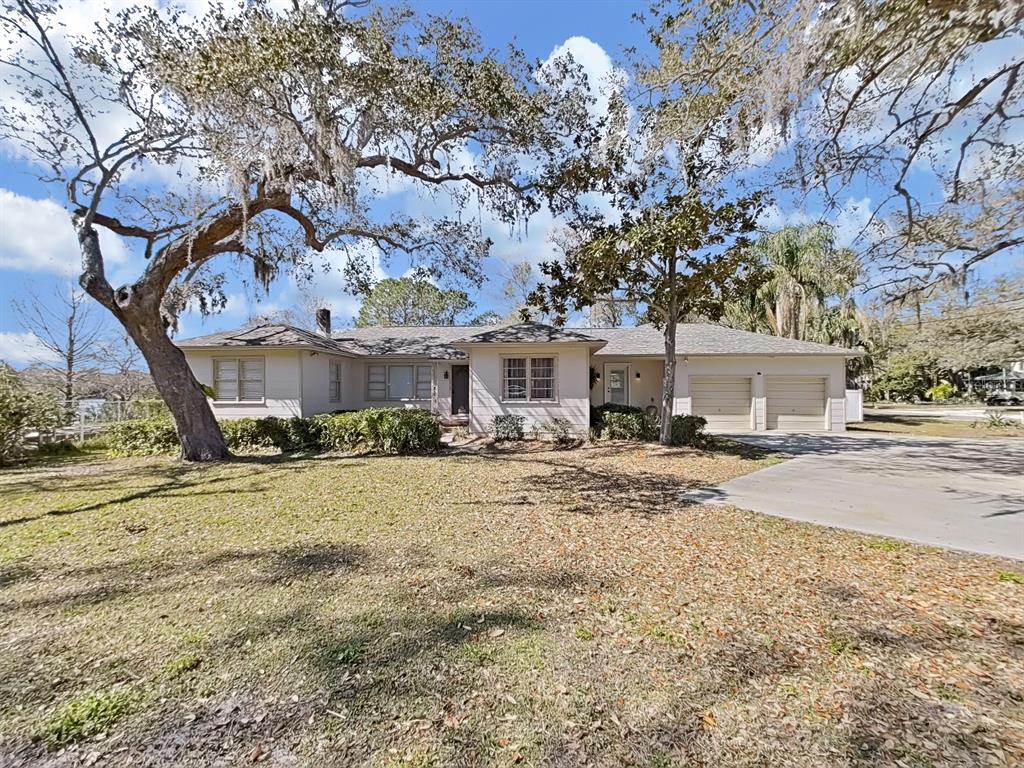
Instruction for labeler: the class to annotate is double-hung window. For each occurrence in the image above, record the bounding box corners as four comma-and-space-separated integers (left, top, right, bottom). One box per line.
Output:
502, 356, 556, 402
366, 364, 433, 401
329, 360, 342, 402
213, 357, 264, 402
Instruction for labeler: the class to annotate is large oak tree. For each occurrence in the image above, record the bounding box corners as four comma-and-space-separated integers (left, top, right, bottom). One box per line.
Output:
0, 0, 600, 459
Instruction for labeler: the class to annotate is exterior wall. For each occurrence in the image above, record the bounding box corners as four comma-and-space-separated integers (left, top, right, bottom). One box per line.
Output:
672, 355, 848, 431
299, 351, 355, 417
468, 345, 591, 436
590, 356, 663, 410
184, 349, 303, 419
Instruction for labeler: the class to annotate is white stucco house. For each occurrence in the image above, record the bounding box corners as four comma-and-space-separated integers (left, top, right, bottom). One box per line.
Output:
177, 315, 861, 435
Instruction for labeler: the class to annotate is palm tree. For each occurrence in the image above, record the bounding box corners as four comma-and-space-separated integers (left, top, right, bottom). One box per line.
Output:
725, 224, 861, 343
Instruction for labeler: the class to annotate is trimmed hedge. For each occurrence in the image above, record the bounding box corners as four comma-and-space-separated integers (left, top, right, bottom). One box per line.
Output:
106, 408, 442, 457
106, 417, 180, 457
670, 415, 708, 447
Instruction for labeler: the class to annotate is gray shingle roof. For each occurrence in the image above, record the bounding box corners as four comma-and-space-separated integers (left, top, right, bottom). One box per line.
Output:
176, 324, 360, 356
453, 323, 605, 346
331, 325, 505, 359
591, 324, 859, 356
178, 321, 860, 358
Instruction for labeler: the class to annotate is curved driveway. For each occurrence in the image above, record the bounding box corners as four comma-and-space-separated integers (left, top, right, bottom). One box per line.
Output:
686, 432, 1024, 560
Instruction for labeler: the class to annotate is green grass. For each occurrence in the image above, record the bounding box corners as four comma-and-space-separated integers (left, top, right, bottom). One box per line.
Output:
0, 445, 1020, 766
40, 689, 137, 748
998, 571, 1024, 585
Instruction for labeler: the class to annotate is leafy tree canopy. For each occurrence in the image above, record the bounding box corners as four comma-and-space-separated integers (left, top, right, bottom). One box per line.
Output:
355, 277, 473, 327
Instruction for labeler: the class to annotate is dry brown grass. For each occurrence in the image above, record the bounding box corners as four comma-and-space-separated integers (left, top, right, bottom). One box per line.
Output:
0, 443, 1021, 767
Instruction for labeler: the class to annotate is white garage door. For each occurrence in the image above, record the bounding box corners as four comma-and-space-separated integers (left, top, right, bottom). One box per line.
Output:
690, 377, 752, 431
767, 376, 826, 430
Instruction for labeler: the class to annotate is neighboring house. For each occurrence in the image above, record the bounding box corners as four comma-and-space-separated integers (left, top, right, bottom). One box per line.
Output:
176, 314, 861, 435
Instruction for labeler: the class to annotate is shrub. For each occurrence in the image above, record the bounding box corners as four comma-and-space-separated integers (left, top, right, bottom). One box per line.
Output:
284, 416, 317, 449
106, 417, 180, 456
926, 381, 955, 401
367, 408, 442, 454
0, 369, 62, 464
313, 412, 365, 451
312, 409, 441, 454
545, 417, 576, 446
602, 410, 657, 441
590, 402, 646, 437
669, 415, 708, 447
492, 414, 525, 441
221, 418, 273, 450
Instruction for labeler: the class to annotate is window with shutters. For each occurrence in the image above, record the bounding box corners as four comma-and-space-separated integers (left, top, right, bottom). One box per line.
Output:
213, 357, 264, 402
366, 364, 433, 401
329, 360, 342, 402
501, 356, 557, 402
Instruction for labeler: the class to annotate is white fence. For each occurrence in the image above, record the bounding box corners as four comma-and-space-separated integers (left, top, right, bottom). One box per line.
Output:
845, 389, 864, 422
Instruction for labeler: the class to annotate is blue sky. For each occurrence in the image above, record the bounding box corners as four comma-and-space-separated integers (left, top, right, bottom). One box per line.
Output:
0, 0, 1019, 367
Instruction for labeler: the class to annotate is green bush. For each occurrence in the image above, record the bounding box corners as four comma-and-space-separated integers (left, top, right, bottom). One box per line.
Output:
313, 408, 442, 454
221, 418, 273, 450
602, 410, 657, 441
925, 381, 955, 402
106, 417, 180, 456
545, 417, 576, 446
284, 416, 317, 449
313, 412, 364, 451
107, 409, 442, 457
492, 414, 525, 441
0, 369, 62, 464
670, 415, 708, 447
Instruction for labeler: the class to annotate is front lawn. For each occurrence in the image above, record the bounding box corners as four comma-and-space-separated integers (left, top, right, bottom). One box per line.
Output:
852, 413, 1024, 438
1, 444, 1021, 766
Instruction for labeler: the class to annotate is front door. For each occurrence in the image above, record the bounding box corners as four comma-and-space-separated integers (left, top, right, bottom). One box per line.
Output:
451, 365, 469, 415
605, 364, 629, 406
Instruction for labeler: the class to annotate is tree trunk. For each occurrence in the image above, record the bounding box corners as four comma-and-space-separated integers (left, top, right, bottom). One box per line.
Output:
75, 217, 229, 462
659, 314, 678, 446
123, 312, 230, 461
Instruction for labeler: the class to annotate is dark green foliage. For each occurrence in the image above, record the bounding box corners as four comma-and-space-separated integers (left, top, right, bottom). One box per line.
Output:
602, 411, 657, 441
106, 417, 180, 457
312, 412, 364, 452
670, 415, 708, 447
107, 409, 442, 457
492, 414, 526, 441
591, 402, 646, 437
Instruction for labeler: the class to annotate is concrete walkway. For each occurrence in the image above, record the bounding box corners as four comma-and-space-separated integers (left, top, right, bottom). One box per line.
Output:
686, 432, 1024, 560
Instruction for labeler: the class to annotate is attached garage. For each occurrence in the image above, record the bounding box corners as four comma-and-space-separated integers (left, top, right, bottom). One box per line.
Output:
690, 377, 753, 431
767, 376, 827, 430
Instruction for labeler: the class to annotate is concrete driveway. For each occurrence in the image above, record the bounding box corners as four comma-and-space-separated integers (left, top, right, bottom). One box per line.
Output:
686, 432, 1024, 560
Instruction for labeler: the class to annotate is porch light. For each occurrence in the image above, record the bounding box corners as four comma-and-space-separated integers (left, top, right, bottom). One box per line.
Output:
635, 371, 641, 379
443, 370, 449, 379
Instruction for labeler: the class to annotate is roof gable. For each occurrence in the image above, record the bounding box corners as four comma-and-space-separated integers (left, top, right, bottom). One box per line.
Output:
176, 324, 359, 356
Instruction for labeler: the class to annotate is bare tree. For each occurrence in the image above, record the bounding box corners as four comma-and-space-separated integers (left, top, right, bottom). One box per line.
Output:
13, 284, 105, 403
0, 0, 599, 459
93, 333, 152, 401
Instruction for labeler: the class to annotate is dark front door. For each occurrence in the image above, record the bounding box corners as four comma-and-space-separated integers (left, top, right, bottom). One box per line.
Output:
451, 365, 469, 415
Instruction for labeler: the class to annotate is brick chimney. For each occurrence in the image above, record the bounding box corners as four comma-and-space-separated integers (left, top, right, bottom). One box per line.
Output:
315, 308, 332, 337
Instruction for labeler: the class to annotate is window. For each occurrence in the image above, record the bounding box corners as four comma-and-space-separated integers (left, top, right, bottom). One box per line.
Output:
214, 357, 264, 402
502, 356, 556, 402
530, 357, 555, 400
329, 360, 342, 402
366, 364, 433, 401
503, 358, 527, 400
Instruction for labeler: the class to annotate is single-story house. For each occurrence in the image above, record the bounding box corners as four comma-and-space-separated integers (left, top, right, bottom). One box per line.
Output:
176, 314, 861, 435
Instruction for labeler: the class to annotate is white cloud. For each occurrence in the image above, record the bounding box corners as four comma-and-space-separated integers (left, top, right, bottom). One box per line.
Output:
757, 203, 813, 232
833, 197, 873, 249
0, 331, 60, 366
541, 36, 626, 123
0, 189, 132, 276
